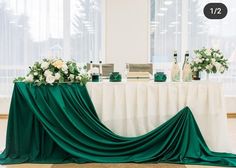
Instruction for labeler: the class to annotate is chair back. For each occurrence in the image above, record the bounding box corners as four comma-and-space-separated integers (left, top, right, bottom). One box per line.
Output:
87, 63, 114, 76
127, 63, 153, 75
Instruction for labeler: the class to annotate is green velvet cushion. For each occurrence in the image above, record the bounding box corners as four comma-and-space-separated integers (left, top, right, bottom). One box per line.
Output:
154, 72, 167, 82
109, 72, 122, 82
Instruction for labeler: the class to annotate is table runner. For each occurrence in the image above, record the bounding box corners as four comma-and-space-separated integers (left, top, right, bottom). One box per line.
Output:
0, 83, 236, 166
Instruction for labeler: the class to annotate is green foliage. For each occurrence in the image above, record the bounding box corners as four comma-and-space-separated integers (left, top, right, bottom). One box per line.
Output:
14, 58, 91, 85
191, 48, 229, 74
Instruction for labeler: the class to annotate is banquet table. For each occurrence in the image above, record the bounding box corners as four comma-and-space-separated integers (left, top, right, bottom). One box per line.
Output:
1, 82, 236, 166
87, 81, 231, 153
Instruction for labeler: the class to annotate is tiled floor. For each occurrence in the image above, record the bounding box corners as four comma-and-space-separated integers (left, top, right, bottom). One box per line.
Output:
0, 118, 236, 168
0, 119, 7, 153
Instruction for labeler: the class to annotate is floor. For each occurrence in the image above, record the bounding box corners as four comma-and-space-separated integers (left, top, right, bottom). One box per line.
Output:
1, 118, 236, 168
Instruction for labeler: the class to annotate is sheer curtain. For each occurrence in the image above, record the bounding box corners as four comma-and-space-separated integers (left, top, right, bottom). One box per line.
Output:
188, 0, 236, 95
151, 0, 236, 95
0, 0, 102, 96
150, 0, 181, 77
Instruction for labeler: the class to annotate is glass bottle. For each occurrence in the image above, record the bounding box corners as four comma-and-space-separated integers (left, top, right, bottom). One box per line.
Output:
171, 51, 180, 82
99, 61, 103, 76
90, 61, 93, 71
182, 51, 192, 82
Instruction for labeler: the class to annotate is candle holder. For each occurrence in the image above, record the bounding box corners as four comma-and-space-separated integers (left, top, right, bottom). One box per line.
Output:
91, 74, 100, 82
154, 72, 167, 82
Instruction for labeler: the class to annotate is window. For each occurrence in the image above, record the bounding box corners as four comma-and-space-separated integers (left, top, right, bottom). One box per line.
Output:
0, 0, 103, 96
188, 0, 236, 95
150, 0, 236, 95
150, 0, 181, 63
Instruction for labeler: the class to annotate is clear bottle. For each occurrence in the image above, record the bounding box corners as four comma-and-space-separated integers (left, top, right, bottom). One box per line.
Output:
99, 61, 103, 76
171, 51, 180, 82
182, 51, 188, 70
182, 51, 192, 82
90, 61, 93, 71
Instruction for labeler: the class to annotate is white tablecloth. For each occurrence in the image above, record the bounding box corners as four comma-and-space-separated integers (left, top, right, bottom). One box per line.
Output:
86, 81, 231, 153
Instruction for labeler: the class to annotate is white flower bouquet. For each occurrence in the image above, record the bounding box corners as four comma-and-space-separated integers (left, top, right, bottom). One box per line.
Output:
191, 48, 229, 74
14, 58, 90, 85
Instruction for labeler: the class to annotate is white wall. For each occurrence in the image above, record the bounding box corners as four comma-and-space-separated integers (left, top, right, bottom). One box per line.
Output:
0, 97, 11, 114
105, 0, 149, 73
225, 96, 236, 113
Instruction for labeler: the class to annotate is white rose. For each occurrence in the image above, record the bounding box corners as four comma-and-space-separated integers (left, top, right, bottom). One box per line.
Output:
219, 66, 225, 73
33, 72, 38, 76
76, 63, 83, 69
213, 62, 221, 71
206, 65, 212, 70
41, 61, 49, 70
80, 68, 86, 75
217, 53, 222, 58
193, 67, 198, 72
211, 58, 216, 63
194, 58, 198, 63
205, 49, 211, 56
195, 58, 203, 64
44, 70, 52, 77
25, 74, 34, 82
46, 75, 56, 84
76, 76, 82, 80
196, 53, 202, 58
69, 74, 75, 80
210, 64, 213, 69
62, 63, 68, 72
55, 73, 61, 80
64, 70, 68, 74
206, 58, 209, 61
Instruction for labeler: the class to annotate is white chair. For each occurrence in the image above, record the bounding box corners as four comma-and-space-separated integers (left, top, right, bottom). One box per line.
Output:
126, 63, 153, 75
87, 63, 114, 77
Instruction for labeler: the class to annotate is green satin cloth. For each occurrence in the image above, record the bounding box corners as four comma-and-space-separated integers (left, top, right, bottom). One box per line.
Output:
1, 83, 236, 166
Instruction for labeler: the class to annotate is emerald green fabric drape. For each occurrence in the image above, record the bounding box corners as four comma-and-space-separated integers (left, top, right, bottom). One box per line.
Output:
1, 83, 236, 166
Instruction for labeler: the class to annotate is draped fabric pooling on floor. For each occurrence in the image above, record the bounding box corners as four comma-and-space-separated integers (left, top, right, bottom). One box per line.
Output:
0, 83, 236, 166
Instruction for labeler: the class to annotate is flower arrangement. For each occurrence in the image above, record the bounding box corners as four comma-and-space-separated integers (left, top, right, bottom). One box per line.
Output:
191, 48, 229, 74
14, 58, 90, 85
